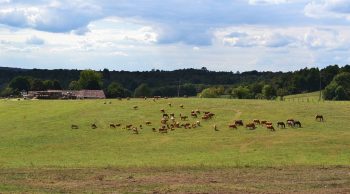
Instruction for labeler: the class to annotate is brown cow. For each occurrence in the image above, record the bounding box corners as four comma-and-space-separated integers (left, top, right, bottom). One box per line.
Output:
160, 109, 165, 113
191, 112, 198, 118
180, 104, 184, 109
214, 124, 219, 131
145, 121, 152, 125
261, 120, 267, 125
266, 124, 275, 132
245, 123, 256, 130
229, 124, 237, 129
265, 122, 273, 126
315, 115, 324, 122
91, 123, 97, 129
235, 120, 244, 126
294, 121, 302, 128
253, 119, 260, 125
110, 123, 116, 128
180, 114, 188, 121
202, 115, 210, 120
277, 122, 285, 128
133, 106, 138, 110
71, 124, 79, 129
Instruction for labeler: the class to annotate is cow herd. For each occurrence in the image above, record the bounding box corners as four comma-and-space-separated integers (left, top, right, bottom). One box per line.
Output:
70, 98, 325, 135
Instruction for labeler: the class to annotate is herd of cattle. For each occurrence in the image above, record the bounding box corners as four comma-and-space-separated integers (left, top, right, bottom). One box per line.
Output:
71, 99, 325, 134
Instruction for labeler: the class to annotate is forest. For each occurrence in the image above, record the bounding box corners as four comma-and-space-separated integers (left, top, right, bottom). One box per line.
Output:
1, 64, 349, 100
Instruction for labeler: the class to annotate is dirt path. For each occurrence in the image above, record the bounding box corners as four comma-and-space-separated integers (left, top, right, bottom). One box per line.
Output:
1, 166, 349, 193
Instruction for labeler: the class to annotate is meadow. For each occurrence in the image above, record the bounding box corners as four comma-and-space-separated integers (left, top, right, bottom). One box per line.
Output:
0, 98, 349, 192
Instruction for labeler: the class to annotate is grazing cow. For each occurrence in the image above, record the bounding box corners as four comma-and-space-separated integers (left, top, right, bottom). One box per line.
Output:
163, 113, 169, 118
266, 125, 275, 132
152, 128, 156, 132
91, 123, 97, 129
110, 123, 116, 128
253, 119, 260, 125
180, 114, 188, 121
115, 123, 121, 127
207, 113, 215, 118
287, 120, 294, 127
191, 112, 198, 118
202, 115, 210, 120
315, 115, 324, 122
145, 121, 152, 125
132, 127, 139, 134
265, 122, 273, 126
71, 124, 79, 129
133, 106, 138, 110
161, 118, 168, 124
261, 120, 267, 125
139, 124, 143, 129
204, 111, 210, 115
277, 122, 286, 128
126, 124, 133, 130
294, 121, 302, 128
235, 120, 244, 126
214, 124, 219, 131
160, 109, 165, 113
245, 123, 256, 130
229, 124, 237, 129
170, 113, 175, 117
159, 126, 168, 133
168, 103, 172, 107
195, 110, 201, 114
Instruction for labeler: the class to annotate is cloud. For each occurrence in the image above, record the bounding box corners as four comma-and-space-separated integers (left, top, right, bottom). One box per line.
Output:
248, 0, 291, 5
26, 35, 44, 45
304, 0, 350, 20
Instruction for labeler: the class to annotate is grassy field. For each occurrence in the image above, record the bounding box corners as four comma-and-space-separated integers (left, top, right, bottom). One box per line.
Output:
284, 91, 321, 101
0, 98, 349, 192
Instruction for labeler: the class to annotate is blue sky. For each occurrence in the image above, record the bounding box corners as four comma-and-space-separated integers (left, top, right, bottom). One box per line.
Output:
0, 0, 350, 71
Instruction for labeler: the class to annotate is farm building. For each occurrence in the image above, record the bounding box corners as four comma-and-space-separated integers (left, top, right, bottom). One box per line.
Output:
26, 90, 106, 99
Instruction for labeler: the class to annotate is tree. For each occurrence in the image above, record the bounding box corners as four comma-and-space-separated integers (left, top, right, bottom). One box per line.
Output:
198, 87, 225, 98
78, 70, 102, 90
107, 82, 127, 98
30, 79, 45, 91
232, 86, 252, 99
68, 81, 81, 90
134, 83, 151, 97
262, 85, 276, 100
52, 80, 62, 90
9, 76, 31, 92
323, 72, 350, 100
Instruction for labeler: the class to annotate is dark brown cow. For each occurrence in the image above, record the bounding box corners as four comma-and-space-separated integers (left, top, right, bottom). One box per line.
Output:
277, 122, 286, 128
245, 123, 256, 130
71, 124, 79, 129
294, 121, 302, 128
315, 115, 324, 122
110, 123, 116, 128
261, 120, 267, 125
253, 119, 260, 125
235, 120, 244, 126
145, 121, 152, 125
91, 123, 97, 129
191, 112, 198, 118
229, 124, 237, 129
265, 122, 273, 126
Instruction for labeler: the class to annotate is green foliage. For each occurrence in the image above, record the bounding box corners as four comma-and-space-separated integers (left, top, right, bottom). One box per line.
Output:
262, 85, 277, 100
78, 70, 102, 90
0, 87, 13, 97
30, 79, 45, 91
324, 72, 350, 100
199, 87, 224, 98
232, 86, 252, 99
106, 82, 130, 98
9, 76, 31, 92
68, 81, 81, 90
134, 83, 151, 97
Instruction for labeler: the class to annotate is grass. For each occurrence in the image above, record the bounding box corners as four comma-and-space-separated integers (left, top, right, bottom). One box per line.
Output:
284, 91, 321, 101
0, 98, 349, 192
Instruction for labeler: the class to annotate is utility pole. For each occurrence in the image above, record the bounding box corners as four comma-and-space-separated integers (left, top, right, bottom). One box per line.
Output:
177, 79, 181, 97
319, 70, 322, 101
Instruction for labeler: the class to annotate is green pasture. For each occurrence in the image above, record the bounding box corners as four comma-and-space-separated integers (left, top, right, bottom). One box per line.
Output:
0, 98, 349, 168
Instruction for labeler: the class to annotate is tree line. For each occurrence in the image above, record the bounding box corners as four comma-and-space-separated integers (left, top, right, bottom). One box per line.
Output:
0, 65, 349, 100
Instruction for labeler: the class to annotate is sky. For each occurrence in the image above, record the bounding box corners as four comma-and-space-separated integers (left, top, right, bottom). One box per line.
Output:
0, 0, 350, 72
